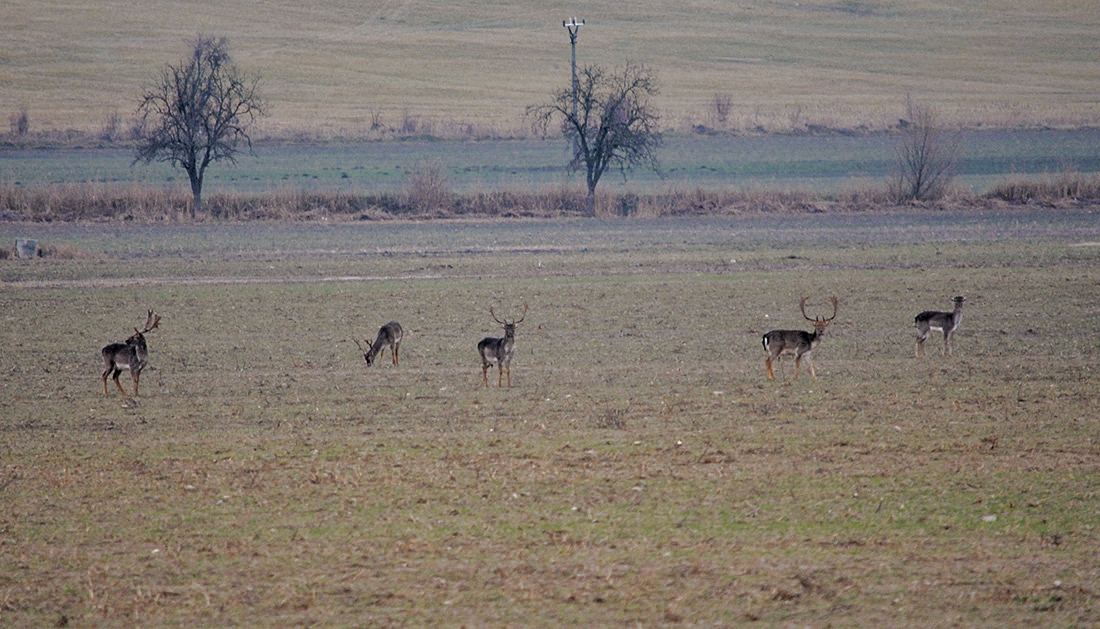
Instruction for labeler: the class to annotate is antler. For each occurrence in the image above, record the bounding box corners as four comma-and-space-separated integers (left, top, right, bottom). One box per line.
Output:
352, 338, 370, 354
140, 310, 161, 333
513, 302, 529, 325
490, 302, 529, 325
800, 297, 838, 322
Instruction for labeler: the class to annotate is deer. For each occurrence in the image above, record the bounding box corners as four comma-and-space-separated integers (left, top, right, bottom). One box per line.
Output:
762, 296, 838, 380
914, 295, 965, 358
478, 303, 527, 387
354, 321, 403, 367
101, 310, 161, 397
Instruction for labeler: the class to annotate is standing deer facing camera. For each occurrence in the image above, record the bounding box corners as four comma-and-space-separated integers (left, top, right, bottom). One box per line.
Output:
914, 296, 965, 358
354, 321, 403, 367
101, 310, 161, 397
762, 296, 838, 380
478, 303, 527, 387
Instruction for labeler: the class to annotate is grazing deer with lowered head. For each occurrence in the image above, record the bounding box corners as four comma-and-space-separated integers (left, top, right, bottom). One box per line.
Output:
101, 310, 161, 397
478, 303, 527, 387
762, 296, 838, 380
354, 321, 403, 367
915, 295, 965, 358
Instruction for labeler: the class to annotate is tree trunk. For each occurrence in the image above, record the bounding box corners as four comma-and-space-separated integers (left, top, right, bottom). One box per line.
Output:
188, 172, 204, 218
585, 187, 596, 217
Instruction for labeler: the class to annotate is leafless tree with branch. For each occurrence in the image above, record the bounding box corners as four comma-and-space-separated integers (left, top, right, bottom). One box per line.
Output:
529, 63, 662, 215
134, 36, 264, 217
9, 109, 29, 137
892, 99, 961, 202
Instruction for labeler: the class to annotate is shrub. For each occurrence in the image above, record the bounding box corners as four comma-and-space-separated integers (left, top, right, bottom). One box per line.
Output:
9, 109, 29, 137
404, 160, 452, 212
38, 243, 92, 259
987, 171, 1100, 203
891, 99, 961, 202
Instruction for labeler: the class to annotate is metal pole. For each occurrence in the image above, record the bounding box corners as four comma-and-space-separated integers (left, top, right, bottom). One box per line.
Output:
563, 18, 584, 121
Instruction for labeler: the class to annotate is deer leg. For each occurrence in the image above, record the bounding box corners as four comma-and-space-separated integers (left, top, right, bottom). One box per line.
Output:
132, 371, 140, 396
505, 365, 511, 388
114, 371, 129, 396
805, 355, 817, 379
915, 326, 930, 358
793, 356, 801, 379
482, 362, 490, 387
392, 343, 399, 367
497, 365, 504, 387
765, 357, 776, 380
943, 331, 952, 357
103, 367, 112, 395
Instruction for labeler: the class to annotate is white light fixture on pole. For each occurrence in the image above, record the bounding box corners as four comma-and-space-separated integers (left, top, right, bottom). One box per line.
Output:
563, 18, 585, 122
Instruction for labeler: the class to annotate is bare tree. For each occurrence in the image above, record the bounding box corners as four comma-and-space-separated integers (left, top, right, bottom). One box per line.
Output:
710, 92, 733, 127
9, 109, 29, 137
892, 99, 960, 202
134, 36, 264, 217
368, 107, 386, 133
529, 63, 662, 214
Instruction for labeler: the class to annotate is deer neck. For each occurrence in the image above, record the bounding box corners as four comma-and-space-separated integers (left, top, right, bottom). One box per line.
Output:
498, 329, 515, 353
129, 335, 148, 359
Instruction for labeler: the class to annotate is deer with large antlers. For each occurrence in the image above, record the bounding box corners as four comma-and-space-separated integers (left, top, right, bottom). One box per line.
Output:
354, 321, 403, 367
478, 303, 527, 387
101, 310, 161, 397
914, 296, 965, 358
762, 296, 838, 380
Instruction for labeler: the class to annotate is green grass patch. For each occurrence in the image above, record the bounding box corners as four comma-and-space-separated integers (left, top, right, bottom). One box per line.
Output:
5, 130, 1100, 197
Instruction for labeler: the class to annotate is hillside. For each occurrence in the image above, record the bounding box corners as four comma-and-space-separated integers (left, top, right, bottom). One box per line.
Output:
3, 0, 1099, 137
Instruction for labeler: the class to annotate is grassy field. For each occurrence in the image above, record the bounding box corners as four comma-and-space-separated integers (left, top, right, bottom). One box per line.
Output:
4, 128, 1100, 196
2, 0, 1099, 134
1, 210, 1099, 626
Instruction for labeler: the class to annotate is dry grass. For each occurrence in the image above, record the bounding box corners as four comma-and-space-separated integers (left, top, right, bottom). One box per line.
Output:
2, 0, 1099, 136
4, 175, 1100, 223
1, 213, 1099, 626
988, 171, 1100, 204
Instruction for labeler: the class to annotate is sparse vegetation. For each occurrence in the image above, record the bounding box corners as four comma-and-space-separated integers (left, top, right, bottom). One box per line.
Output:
987, 171, 1100, 203
4, 172, 1100, 224
1, 214, 1098, 626
99, 111, 123, 143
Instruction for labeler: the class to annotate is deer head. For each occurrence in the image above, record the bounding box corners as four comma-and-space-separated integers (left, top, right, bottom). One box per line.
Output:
800, 296, 838, 333
490, 302, 528, 338
352, 338, 375, 364
127, 310, 161, 346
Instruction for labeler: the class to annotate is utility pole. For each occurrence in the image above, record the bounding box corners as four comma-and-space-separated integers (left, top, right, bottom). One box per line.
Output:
563, 18, 585, 122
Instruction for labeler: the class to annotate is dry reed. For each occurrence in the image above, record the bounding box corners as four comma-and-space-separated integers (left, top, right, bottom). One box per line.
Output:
2, 175, 1099, 224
